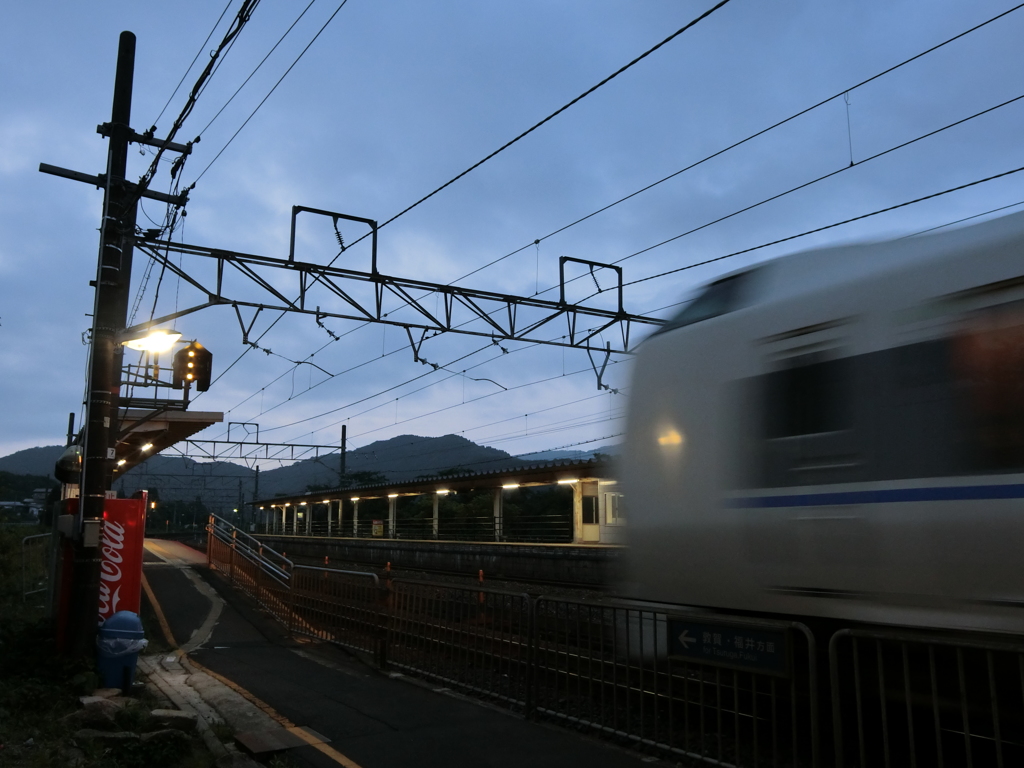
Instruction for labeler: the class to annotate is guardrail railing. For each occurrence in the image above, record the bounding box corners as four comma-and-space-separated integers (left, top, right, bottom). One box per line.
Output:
829, 626, 1024, 768
388, 578, 535, 710
207, 514, 820, 767
21, 532, 51, 605
207, 516, 1024, 767
530, 598, 819, 768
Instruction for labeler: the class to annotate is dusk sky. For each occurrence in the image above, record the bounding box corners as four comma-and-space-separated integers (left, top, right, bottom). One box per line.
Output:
2, 0, 1023, 467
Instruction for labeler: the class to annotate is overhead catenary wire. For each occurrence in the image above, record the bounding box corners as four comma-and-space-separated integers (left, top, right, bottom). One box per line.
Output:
276, 350, 627, 447
235, 5, 1023, 399
331, 0, 735, 262
172, 3, 1019, 466
270, 162, 1024, 451
202, 0, 1015, 414
548, 89, 1024, 308
898, 198, 1024, 238
247, 86, 1024, 423
447, 1, 1024, 286
624, 163, 1024, 287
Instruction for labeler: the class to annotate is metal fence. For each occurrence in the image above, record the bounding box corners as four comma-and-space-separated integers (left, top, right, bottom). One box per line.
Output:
209, 516, 1024, 767
830, 627, 1024, 768
208, 520, 294, 627
290, 565, 382, 655
387, 578, 535, 709
21, 532, 51, 605
207, 514, 817, 766
529, 599, 819, 767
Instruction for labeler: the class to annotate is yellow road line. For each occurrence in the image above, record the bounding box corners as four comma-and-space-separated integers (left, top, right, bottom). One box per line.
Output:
188, 656, 294, 728
287, 727, 367, 768
141, 570, 177, 649
187, 656, 365, 767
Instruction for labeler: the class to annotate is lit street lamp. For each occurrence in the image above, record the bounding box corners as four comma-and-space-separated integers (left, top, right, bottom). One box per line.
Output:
120, 328, 182, 353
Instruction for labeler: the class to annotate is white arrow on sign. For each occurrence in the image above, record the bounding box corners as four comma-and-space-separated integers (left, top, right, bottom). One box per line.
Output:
678, 630, 695, 650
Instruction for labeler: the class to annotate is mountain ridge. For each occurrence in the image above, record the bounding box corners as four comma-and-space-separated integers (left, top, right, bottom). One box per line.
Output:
0, 434, 537, 504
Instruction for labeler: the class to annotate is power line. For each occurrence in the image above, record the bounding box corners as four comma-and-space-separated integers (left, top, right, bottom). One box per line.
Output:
249, 78, 1016, 424
326, 166, 1024, 455
449, 1, 1024, 285
624, 163, 1024, 287
898, 198, 1024, 238
204, 3, 735, 402
551, 89, 1024, 310
190, 0, 351, 184
196, 0, 319, 137
151, 0, 236, 128
132, 0, 264, 210
336, 0, 735, 256
187, 6, 1024, 453
250, 6, 1022, 395
282, 350, 627, 447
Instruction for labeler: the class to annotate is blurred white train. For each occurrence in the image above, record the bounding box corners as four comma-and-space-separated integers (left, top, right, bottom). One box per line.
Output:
620, 211, 1024, 635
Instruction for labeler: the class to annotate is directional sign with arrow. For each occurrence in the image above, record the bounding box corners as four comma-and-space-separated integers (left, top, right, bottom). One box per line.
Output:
668, 618, 791, 677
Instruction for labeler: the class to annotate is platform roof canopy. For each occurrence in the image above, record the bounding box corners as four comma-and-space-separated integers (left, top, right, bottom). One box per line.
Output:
113, 408, 223, 474
257, 458, 615, 508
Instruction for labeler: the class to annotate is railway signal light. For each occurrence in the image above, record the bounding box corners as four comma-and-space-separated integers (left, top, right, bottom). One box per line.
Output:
172, 341, 213, 391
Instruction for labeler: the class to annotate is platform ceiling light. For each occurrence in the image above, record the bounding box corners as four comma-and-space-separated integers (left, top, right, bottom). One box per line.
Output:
388, 493, 398, 498
502, 483, 520, 490
436, 489, 449, 496
300, 502, 307, 506
141, 443, 153, 452
557, 478, 578, 485
351, 496, 360, 501
122, 328, 182, 353
117, 459, 127, 467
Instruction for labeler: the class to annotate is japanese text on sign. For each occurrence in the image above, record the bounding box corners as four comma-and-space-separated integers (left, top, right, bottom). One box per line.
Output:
669, 618, 790, 677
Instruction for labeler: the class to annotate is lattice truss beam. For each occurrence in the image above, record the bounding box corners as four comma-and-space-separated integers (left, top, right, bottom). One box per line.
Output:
129, 207, 664, 356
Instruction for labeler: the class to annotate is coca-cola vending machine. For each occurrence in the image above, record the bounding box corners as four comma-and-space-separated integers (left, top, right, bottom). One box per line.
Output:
98, 491, 148, 622
54, 491, 148, 652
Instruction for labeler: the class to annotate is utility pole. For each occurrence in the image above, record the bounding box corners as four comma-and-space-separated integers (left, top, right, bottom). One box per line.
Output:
66, 31, 138, 659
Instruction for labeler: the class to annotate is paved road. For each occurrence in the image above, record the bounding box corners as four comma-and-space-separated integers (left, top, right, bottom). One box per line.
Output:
143, 539, 655, 768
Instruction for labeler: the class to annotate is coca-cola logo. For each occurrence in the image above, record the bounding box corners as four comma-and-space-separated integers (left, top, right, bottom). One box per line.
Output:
98, 519, 125, 620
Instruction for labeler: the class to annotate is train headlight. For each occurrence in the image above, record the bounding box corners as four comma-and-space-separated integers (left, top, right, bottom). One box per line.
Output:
656, 426, 686, 481
657, 428, 683, 447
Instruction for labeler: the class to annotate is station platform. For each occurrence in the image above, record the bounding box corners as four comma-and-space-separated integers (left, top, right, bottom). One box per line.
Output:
141, 539, 656, 768
255, 534, 622, 587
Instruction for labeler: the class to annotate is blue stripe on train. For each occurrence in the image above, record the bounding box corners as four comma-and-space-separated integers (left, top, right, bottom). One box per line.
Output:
732, 484, 1024, 508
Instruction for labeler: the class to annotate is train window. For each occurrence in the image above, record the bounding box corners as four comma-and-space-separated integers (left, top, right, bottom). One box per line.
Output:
951, 299, 1024, 470
763, 354, 851, 438
653, 271, 753, 337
